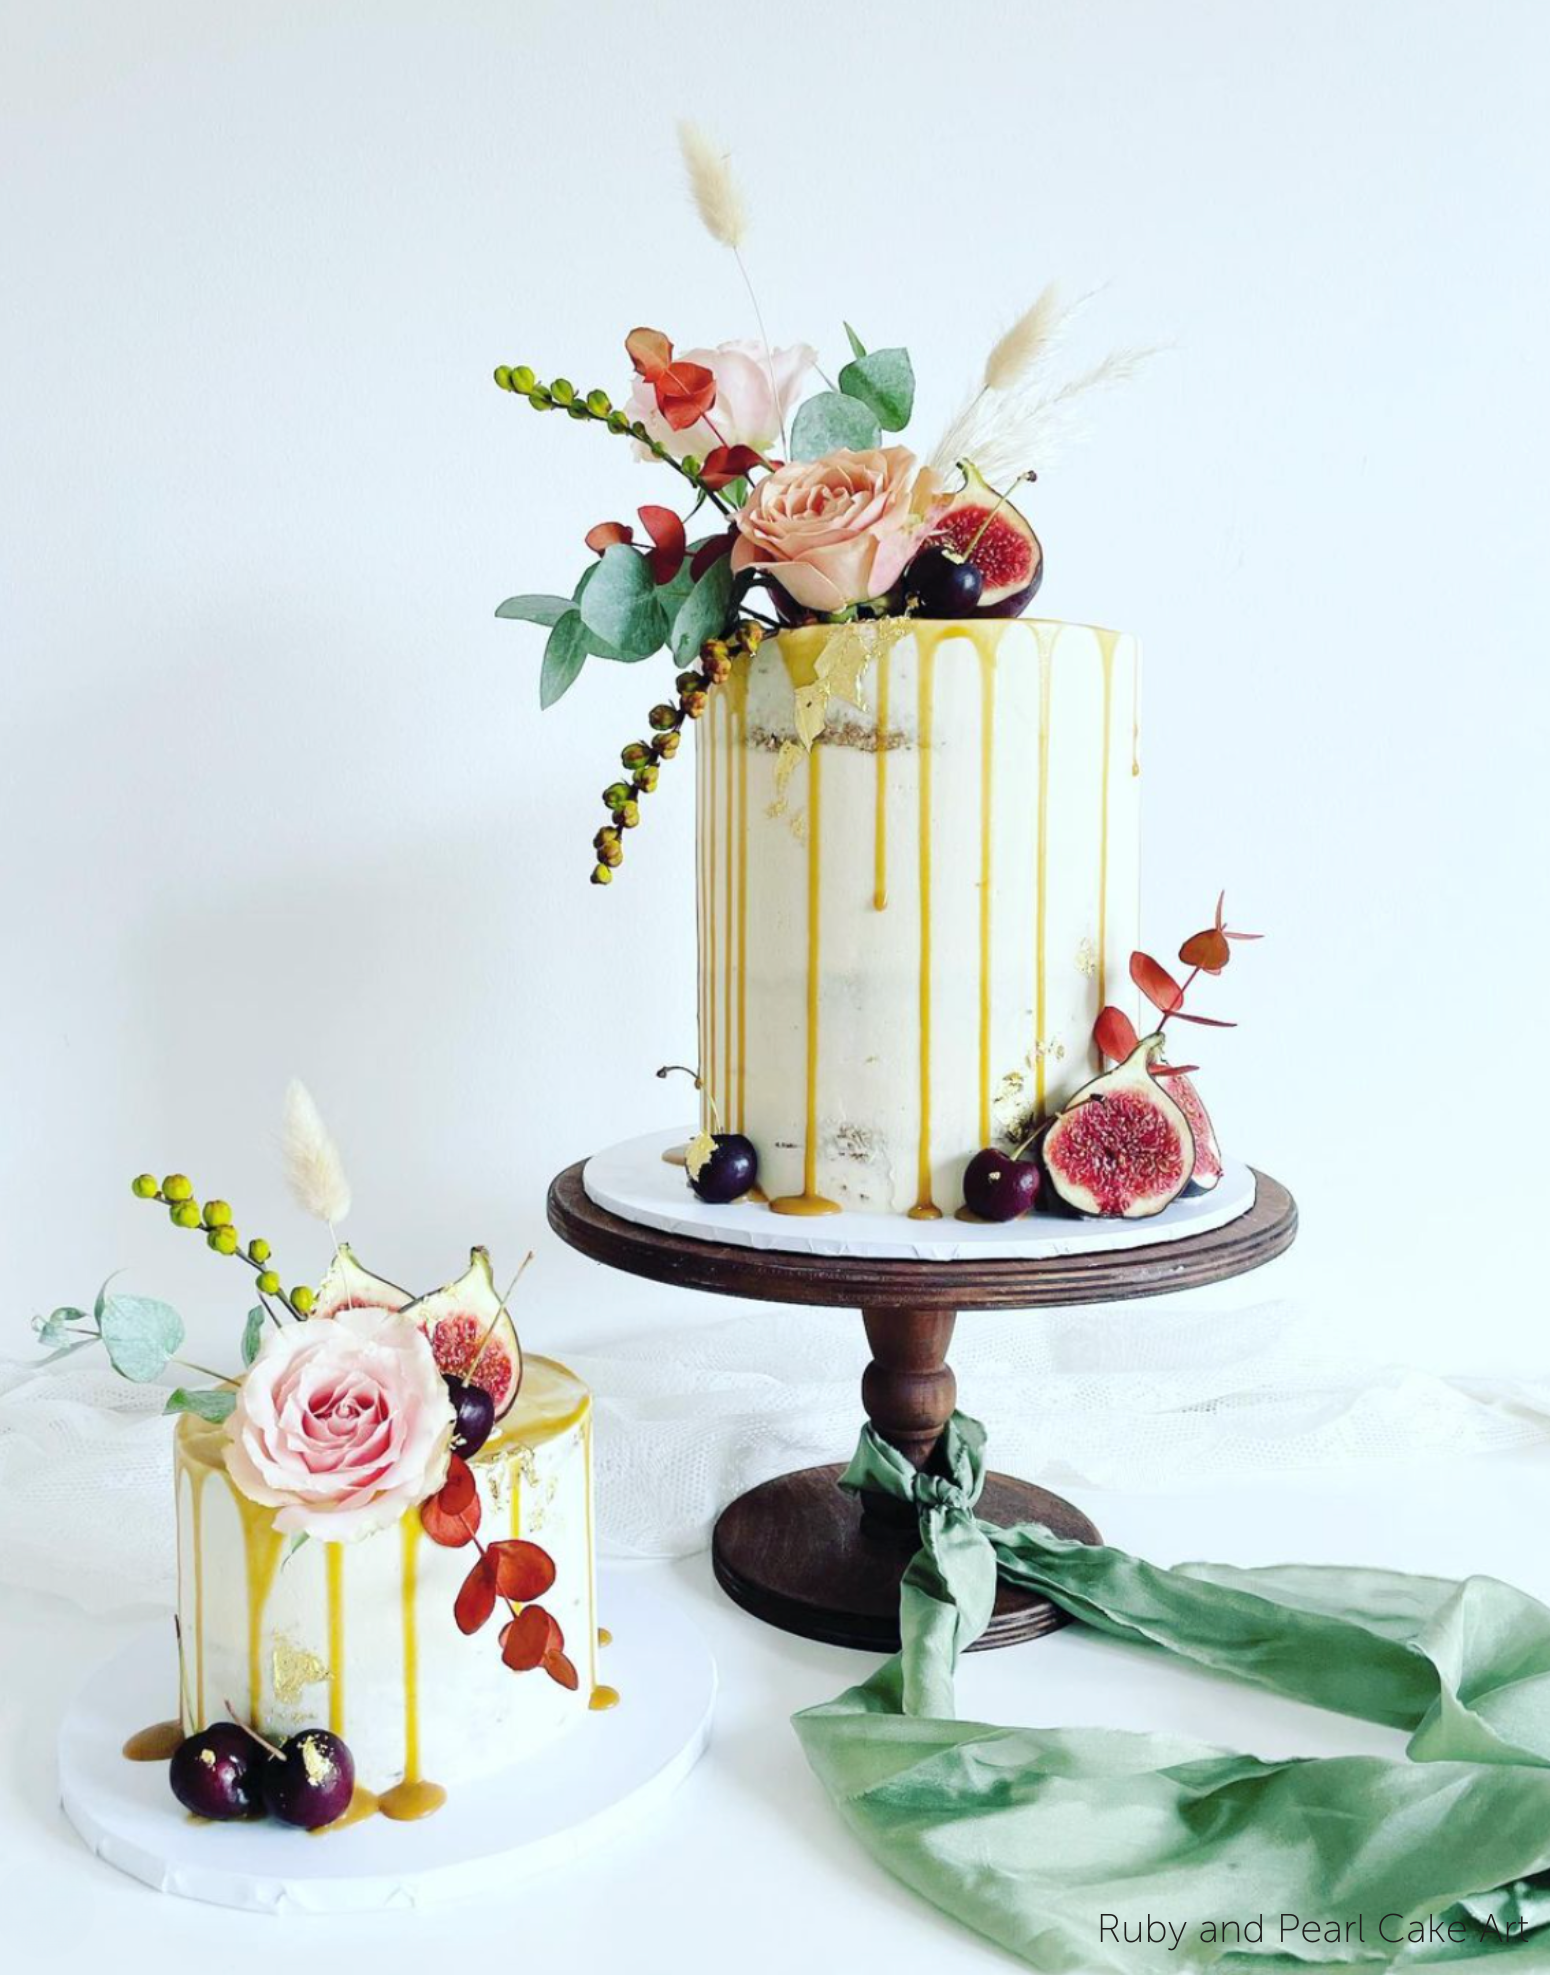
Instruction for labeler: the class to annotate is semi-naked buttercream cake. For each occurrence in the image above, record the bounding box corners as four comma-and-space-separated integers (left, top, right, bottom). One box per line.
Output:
173, 1352, 600, 1820
694, 620, 1140, 1218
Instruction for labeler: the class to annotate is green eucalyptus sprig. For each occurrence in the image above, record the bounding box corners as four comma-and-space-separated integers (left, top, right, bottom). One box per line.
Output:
492, 366, 734, 518
130, 1173, 315, 1319
32, 1276, 243, 1420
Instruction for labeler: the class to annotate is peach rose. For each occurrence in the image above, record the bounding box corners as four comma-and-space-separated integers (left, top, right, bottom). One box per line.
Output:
730, 448, 942, 613
626, 338, 817, 460
225, 1305, 455, 1540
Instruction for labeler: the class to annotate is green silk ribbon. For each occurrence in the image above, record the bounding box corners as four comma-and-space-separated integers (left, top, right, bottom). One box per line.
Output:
793, 1414, 1550, 1970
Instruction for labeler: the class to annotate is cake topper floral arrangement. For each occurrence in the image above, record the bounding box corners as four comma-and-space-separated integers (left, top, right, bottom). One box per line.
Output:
493, 123, 1150, 884
29, 1083, 575, 1827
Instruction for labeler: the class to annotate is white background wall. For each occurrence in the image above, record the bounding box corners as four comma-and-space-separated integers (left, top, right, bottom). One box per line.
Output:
3, 0, 1547, 1372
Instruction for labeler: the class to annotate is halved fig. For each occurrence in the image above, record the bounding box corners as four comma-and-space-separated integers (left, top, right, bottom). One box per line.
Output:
403, 1247, 523, 1422
312, 1242, 412, 1319
1163, 1069, 1223, 1194
920, 460, 1043, 615
1042, 1034, 1196, 1218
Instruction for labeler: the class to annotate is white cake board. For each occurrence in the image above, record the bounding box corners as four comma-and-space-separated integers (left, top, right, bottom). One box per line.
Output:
57, 1571, 714, 1913
585, 1128, 1257, 1263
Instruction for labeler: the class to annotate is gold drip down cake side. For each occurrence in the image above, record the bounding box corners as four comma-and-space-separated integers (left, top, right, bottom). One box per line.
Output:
694, 619, 1142, 1218
173, 1356, 599, 1803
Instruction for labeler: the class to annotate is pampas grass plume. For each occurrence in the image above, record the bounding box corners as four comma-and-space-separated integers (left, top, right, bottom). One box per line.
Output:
282, 1079, 351, 1227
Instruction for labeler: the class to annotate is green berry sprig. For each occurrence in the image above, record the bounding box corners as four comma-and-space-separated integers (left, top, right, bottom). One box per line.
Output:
492, 366, 733, 517
590, 619, 763, 885
131, 1174, 313, 1321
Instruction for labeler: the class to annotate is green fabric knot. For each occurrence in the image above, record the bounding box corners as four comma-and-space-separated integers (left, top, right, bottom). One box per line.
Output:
795, 1408, 1550, 1970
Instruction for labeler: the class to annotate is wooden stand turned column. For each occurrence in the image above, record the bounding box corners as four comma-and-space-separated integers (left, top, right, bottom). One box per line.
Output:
547, 1161, 1298, 1655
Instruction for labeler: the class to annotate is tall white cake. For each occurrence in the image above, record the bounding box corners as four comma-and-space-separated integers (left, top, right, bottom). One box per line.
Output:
173, 1355, 601, 1818
695, 619, 1141, 1217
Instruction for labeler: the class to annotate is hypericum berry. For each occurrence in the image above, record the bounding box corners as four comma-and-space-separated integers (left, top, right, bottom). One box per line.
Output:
168, 1725, 264, 1822
170, 1201, 203, 1230
595, 837, 623, 869
654, 730, 681, 759
291, 1286, 316, 1315
616, 799, 641, 829
207, 1226, 240, 1255
681, 689, 709, 720
602, 781, 632, 813
620, 741, 651, 771
549, 377, 575, 406
585, 388, 611, 416
445, 1375, 496, 1457
591, 863, 614, 885
606, 409, 631, 433
131, 1173, 159, 1198
510, 365, 535, 395
635, 763, 659, 794
675, 670, 701, 696
648, 703, 679, 732
261, 1729, 356, 1830
162, 1175, 194, 1203
257, 1270, 281, 1296
201, 1200, 233, 1229
248, 1238, 271, 1263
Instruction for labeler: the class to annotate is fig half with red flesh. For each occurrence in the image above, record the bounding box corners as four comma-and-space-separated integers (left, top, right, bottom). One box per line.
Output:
1163, 1069, 1223, 1194
920, 461, 1043, 616
403, 1247, 524, 1423
1042, 1034, 1196, 1218
311, 1242, 413, 1319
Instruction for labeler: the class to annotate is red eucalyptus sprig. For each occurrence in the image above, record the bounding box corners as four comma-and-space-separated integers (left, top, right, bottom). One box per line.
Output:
1094, 892, 1262, 1068
419, 1455, 578, 1690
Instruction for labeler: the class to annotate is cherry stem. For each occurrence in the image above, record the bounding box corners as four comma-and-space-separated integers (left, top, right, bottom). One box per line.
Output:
467, 1252, 533, 1379
1009, 1117, 1055, 1160
223, 1704, 285, 1761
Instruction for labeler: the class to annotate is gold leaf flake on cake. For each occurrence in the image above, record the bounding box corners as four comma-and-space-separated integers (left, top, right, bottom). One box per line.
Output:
766, 739, 804, 821
271, 1634, 329, 1704
1074, 938, 1098, 978
1030, 1038, 1066, 1064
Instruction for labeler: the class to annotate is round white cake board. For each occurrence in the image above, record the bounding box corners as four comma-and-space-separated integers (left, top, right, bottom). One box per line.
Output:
585, 1128, 1257, 1262
57, 1571, 714, 1913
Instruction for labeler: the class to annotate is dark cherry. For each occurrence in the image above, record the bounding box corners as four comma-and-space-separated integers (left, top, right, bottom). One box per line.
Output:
261, 1728, 356, 1829
445, 1374, 496, 1457
168, 1724, 265, 1821
689, 1133, 758, 1204
904, 547, 984, 618
962, 1146, 1042, 1222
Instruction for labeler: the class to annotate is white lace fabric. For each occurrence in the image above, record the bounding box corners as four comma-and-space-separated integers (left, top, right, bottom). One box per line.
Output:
5, 1300, 1549, 1606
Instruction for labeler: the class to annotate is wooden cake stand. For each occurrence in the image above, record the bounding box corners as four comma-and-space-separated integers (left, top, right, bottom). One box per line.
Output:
547, 1162, 1298, 1653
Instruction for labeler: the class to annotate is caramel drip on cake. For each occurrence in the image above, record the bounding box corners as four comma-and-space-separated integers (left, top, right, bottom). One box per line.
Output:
325, 1541, 346, 1737
1130, 639, 1142, 777
721, 686, 734, 1118
123, 1720, 183, 1761
233, 1479, 284, 1724
706, 707, 719, 1126
696, 714, 709, 1134
770, 739, 841, 1216
977, 639, 996, 1145
1033, 628, 1055, 1118
583, 1410, 598, 1695
188, 1463, 207, 1729
909, 634, 941, 1220
589, 1685, 621, 1711
380, 1514, 446, 1821
873, 645, 891, 911
313, 1784, 380, 1834
1096, 627, 1118, 1032
730, 660, 751, 1131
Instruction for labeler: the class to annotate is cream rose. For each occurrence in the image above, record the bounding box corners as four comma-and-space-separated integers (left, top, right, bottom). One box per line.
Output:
730, 447, 943, 613
224, 1305, 455, 1540
626, 338, 816, 460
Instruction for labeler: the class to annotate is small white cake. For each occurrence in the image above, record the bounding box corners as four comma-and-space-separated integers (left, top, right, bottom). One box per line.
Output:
173, 1355, 601, 1818
695, 619, 1141, 1217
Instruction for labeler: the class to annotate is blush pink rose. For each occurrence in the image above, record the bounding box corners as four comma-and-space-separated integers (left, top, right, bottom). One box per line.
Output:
626, 338, 816, 460
224, 1306, 455, 1540
730, 447, 944, 613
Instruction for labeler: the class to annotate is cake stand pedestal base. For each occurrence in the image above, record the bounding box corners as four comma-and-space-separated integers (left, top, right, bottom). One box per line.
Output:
548, 1162, 1298, 1655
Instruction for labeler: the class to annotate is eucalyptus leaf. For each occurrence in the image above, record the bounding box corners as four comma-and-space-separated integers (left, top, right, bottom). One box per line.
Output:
790, 391, 882, 460
241, 1305, 267, 1368
569, 565, 626, 660
98, 1293, 184, 1383
494, 594, 571, 627
578, 544, 668, 660
539, 613, 589, 707
844, 322, 868, 360
163, 1387, 237, 1424
838, 348, 915, 432
671, 555, 735, 663
38, 1337, 96, 1366
284, 1531, 311, 1567
94, 1271, 122, 1324
34, 1307, 84, 1346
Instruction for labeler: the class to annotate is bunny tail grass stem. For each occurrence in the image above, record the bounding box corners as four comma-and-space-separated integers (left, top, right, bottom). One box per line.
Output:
468, 1250, 535, 1378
